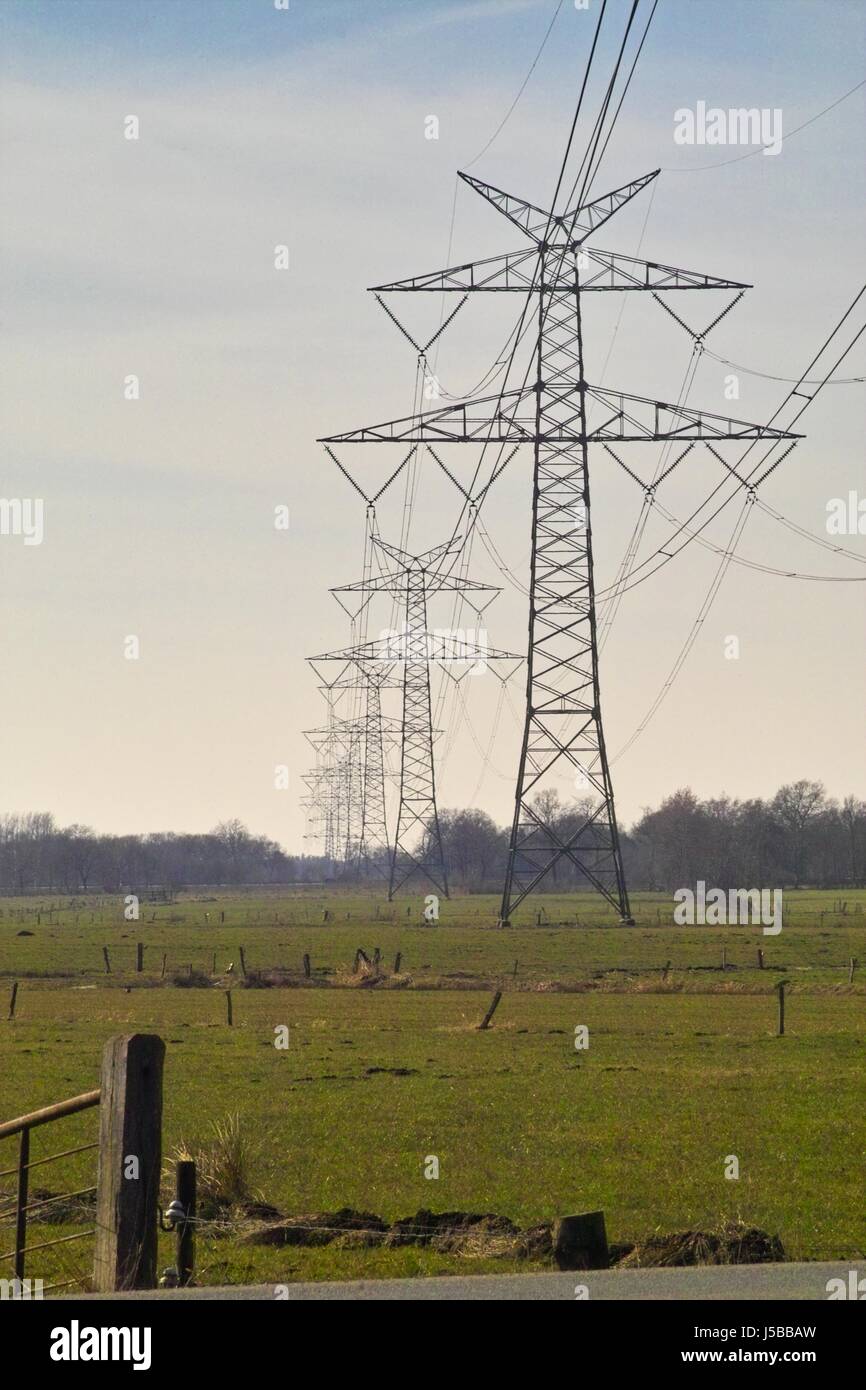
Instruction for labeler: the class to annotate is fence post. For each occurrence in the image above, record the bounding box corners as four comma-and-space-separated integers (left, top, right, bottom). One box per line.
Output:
14, 1128, 29, 1279
176, 1159, 196, 1286
552, 1210, 608, 1270
776, 981, 787, 1037
93, 1033, 165, 1291
478, 990, 503, 1030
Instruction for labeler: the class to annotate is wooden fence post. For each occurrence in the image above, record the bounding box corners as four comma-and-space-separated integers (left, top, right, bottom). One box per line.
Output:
393, 952, 402, 974
303, 953, 311, 979
136, 943, 144, 973
103, 947, 111, 975
93, 1033, 165, 1291
8, 982, 18, 1020
478, 991, 503, 1030
848, 957, 857, 985
757, 948, 764, 970
776, 981, 787, 1037
225, 991, 233, 1027
552, 1211, 608, 1270
239, 947, 247, 978
176, 1159, 196, 1287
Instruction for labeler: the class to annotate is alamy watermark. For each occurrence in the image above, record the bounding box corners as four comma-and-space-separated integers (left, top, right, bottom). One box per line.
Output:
0, 498, 44, 545
826, 491, 865, 536
380, 625, 489, 675
674, 881, 782, 935
1, 1277, 44, 1299
674, 102, 783, 157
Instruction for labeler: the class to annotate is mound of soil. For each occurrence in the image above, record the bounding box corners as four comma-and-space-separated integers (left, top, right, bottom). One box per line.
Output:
616, 1221, 784, 1268
242, 1208, 387, 1248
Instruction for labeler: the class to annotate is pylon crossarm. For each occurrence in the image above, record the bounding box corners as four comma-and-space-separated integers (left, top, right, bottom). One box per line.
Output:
321, 386, 800, 447
371, 245, 542, 293
319, 387, 532, 444
372, 244, 749, 295
556, 169, 661, 243
456, 168, 660, 246
456, 170, 554, 240
579, 247, 749, 293
584, 388, 802, 443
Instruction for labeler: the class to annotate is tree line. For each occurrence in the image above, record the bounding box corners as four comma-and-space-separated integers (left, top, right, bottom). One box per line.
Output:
0, 815, 326, 894
0, 782, 863, 894
437, 782, 866, 892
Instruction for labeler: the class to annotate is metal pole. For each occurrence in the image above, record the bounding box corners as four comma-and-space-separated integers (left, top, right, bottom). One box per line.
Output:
14, 1128, 29, 1280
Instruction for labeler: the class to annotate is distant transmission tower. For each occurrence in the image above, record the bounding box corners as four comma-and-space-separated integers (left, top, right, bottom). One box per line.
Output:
321, 168, 800, 923
312, 535, 521, 900
308, 666, 402, 878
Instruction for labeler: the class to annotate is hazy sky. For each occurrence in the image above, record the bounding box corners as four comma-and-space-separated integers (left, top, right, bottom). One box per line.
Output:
1, 0, 864, 851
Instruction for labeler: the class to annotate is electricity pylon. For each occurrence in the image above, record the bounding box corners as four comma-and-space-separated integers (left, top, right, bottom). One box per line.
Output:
321, 168, 801, 924
301, 729, 343, 864
311, 536, 521, 900
309, 666, 403, 877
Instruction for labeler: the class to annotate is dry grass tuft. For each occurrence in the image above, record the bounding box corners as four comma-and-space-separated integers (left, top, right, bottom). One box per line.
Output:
168, 1113, 265, 1217
616, 1219, 784, 1268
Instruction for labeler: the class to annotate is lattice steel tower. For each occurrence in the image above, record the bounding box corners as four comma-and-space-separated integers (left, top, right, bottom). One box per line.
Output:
322, 169, 800, 923
311, 536, 521, 899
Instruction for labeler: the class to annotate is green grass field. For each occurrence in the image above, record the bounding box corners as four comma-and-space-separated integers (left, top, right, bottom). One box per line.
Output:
1, 888, 864, 1292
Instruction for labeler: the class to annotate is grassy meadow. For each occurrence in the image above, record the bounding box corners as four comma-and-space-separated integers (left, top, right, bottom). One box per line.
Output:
0, 887, 864, 1291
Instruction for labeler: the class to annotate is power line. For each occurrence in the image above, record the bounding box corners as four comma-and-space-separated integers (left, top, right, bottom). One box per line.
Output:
702, 345, 864, 386
464, 0, 566, 171
595, 285, 866, 599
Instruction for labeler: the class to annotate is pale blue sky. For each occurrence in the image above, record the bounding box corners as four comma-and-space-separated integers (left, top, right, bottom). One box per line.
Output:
1, 0, 863, 848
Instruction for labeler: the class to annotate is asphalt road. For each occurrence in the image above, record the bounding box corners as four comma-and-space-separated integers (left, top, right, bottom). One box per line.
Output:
66, 1261, 866, 1301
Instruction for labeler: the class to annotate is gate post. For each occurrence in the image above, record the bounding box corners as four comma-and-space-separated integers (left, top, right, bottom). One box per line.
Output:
93, 1033, 165, 1291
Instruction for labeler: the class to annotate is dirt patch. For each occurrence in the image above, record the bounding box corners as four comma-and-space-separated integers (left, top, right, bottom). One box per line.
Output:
241, 1207, 553, 1260
616, 1221, 784, 1268
364, 1066, 418, 1077
239, 1210, 782, 1267
241, 1208, 387, 1248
